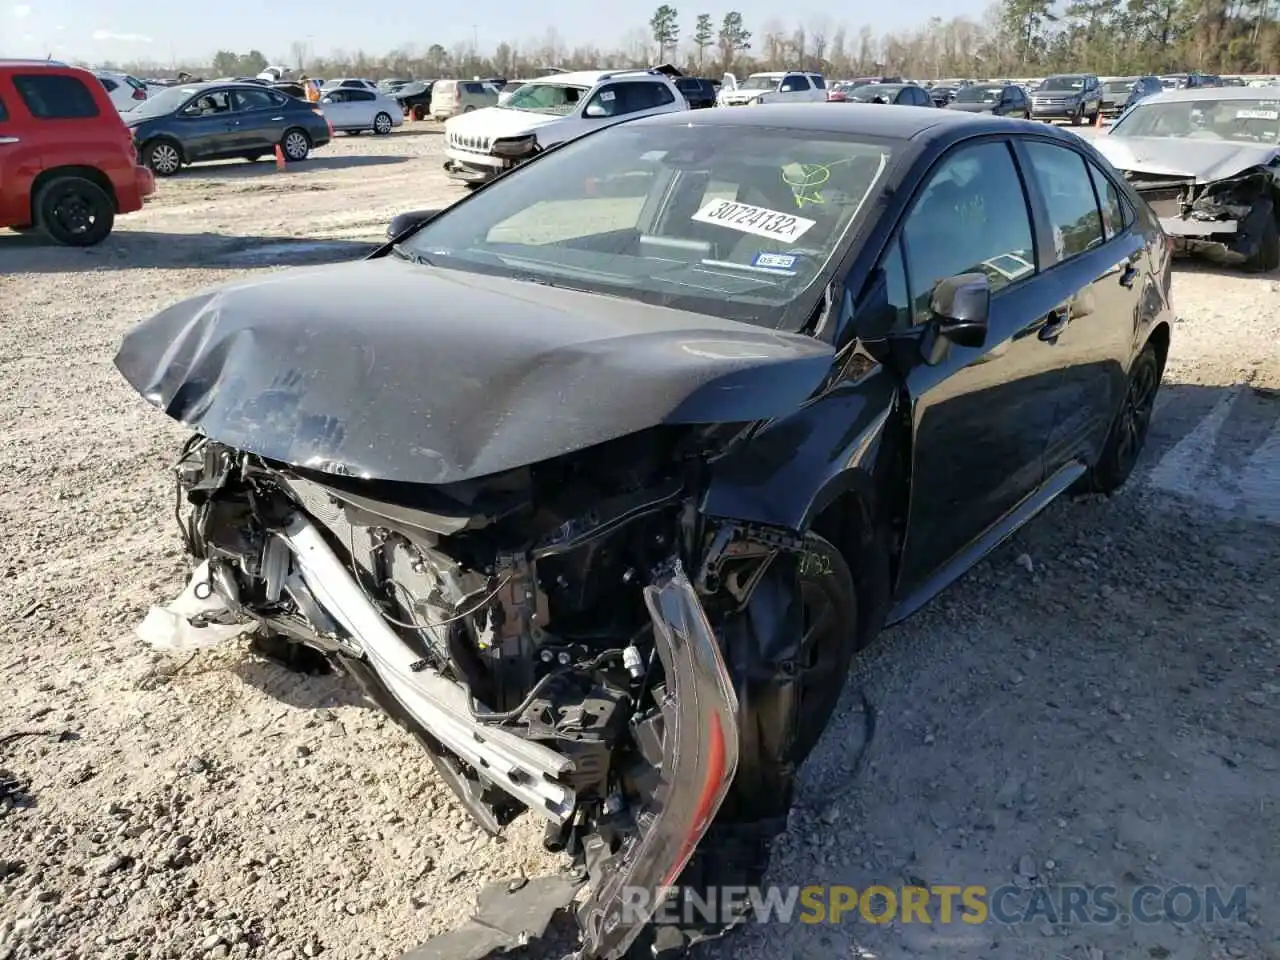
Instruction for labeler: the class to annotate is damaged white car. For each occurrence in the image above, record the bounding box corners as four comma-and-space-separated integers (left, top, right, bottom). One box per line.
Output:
1094, 85, 1280, 271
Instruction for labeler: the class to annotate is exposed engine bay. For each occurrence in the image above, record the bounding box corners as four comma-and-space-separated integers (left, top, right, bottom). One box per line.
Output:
151, 426, 836, 959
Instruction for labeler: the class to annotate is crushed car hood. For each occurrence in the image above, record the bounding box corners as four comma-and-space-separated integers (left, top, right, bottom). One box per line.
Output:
114, 258, 835, 484
1093, 135, 1280, 182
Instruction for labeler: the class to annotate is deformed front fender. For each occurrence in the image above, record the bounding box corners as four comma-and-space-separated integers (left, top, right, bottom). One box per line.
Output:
700, 365, 899, 532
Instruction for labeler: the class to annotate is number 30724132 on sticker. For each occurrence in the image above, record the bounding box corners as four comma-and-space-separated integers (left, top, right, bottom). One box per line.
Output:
691, 199, 816, 243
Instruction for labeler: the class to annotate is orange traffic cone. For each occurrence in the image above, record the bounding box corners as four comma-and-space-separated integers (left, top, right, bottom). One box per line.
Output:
274, 144, 287, 170
1095, 108, 1104, 129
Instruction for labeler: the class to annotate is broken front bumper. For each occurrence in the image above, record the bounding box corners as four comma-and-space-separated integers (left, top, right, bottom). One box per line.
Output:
139, 532, 741, 960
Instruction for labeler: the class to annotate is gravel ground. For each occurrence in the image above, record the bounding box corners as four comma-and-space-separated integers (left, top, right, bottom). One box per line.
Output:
1, 125, 1278, 960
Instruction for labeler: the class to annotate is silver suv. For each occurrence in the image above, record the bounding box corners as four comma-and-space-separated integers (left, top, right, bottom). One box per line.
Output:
1030, 74, 1102, 125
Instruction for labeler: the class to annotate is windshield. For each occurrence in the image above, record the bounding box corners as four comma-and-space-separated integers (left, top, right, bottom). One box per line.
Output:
128, 85, 202, 118
851, 85, 898, 101
501, 82, 588, 115
738, 76, 780, 91
398, 123, 898, 328
956, 85, 1002, 103
1040, 76, 1085, 91
1103, 80, 1137, 94
1111, 97, 1280, 143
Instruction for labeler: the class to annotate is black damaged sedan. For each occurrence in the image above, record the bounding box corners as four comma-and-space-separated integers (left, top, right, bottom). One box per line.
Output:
115, 104, 1174, 958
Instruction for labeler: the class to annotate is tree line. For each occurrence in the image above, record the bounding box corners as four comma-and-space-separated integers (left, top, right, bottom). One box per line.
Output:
93, 0, 1280, 84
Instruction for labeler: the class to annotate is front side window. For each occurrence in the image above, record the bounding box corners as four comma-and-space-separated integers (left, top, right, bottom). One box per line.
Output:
99, 77, 119, 92
901, 141, 1036, 323
781, 75, 811, 92
13, 74, 100, 119
0, 96, 8, 122
399, 124, 898, 327
183, 90, 233, 115
1022, 141, 1104, 262
350, 90, 376, 102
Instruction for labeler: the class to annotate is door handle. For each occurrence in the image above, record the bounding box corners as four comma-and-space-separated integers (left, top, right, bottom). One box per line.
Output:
0, 136, 19, 144
1119, 262, 1138, 288
1039, 309, 1069, 341
270, 116, 284, 121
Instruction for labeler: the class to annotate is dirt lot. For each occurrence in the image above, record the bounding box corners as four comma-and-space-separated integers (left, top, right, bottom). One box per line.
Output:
1, 124, 1278, 960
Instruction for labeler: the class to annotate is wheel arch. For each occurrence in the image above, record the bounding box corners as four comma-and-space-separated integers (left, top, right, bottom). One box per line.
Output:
1146, 319, 1171, 377
31, 166, 117, 214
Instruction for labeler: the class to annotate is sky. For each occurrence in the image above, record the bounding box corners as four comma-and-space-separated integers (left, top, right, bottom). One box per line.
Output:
6, 0, 985, 66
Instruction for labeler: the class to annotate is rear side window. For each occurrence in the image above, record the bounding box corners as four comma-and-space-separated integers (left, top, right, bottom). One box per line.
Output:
464, 82, 485, 94
811, 75, 827, 89
99, 77, 119, 92
783, 75, 811, 91
15, 74, 101, 118
1088, 161, 1128, 239
1022, 141, 1105, 262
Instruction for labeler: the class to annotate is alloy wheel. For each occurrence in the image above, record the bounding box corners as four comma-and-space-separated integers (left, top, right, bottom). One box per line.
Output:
1115, 358, 1158, 472
50, 189, 96, 237
374, 113, 392, 134
150, 143, 180, 175
283, 131, 309, 160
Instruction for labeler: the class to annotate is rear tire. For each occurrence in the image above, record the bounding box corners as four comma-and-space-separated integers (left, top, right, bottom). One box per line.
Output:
35, 176, 115, 247
373, 111, 393, 135
1075, 343, 1162, 494
281, 127, 311, 162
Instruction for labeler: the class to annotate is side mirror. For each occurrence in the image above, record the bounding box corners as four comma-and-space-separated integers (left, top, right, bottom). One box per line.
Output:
779, 84, 794, 92
584, 102, 609, 118
386, 208, 441, 241
930, 273, 990, 348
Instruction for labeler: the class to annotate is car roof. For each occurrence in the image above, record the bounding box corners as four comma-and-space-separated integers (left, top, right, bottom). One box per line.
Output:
634, 101, 1060, 140
528, 69, 670, 86
0, 59, 72, 68
1138, 84, 1280, 103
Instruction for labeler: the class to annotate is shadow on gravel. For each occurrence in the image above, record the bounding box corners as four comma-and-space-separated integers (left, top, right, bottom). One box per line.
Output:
392, 125, 446, 137
229, 650, 372, 712
0, 232, 377, 272
1171, 258, 1279, 279
171, 154, 410, 180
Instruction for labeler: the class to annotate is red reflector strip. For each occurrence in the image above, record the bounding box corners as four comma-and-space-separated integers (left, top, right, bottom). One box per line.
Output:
661, 711, 727, 888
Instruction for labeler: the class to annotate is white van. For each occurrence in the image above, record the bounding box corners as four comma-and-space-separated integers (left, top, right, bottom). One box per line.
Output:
442, 69, 687, 184
431, 79, 500, 120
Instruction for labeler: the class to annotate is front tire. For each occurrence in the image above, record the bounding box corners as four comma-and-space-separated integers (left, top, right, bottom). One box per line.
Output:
143, 139, 183, 176
373, 111, 393, 135
281, 128, 311, 162
1070, 106, 1083, 126
35, 176, 115, 247
1077, 343, 1162, 494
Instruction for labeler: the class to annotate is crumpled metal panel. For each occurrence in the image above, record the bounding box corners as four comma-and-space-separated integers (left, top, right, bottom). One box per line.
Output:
113, 258, 835, 484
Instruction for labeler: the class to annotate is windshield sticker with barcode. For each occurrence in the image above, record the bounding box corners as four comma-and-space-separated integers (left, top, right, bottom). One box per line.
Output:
691, 199, 816, 243
1236, 108, 1279, 120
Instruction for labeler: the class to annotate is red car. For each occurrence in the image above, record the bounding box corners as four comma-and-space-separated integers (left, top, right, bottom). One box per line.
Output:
0, 59, 155, 246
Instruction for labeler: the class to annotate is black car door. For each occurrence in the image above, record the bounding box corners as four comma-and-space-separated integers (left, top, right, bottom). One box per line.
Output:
175, 89, 236, 160
886, 138, 1069, 594
231, 87, 288, 153
1015, 139, 1144, 471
